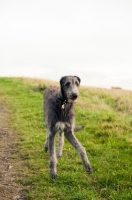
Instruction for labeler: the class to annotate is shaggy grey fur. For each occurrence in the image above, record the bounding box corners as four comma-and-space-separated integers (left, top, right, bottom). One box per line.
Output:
44, 76, 92, 178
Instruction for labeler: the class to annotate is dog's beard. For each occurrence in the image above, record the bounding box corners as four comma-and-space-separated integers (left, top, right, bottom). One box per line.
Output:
68, 99, 77, 103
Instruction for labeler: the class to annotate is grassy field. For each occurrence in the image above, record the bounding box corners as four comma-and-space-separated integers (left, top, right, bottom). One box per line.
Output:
0, 77, 132, 200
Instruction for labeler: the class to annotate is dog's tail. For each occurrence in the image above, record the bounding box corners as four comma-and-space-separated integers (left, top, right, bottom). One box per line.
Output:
74, 126, 84, 132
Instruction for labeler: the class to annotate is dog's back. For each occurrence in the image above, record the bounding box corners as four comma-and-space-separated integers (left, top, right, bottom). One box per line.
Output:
44, 86, 60, 127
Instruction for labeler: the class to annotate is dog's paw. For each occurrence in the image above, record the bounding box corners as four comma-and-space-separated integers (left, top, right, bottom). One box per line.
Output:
86, 165, 93, 174
50, 172, 57, 179
56, 152, 62, 159
44, 146, 48, 152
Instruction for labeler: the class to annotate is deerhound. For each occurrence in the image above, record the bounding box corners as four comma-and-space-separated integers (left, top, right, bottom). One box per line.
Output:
44, 76, 92, 178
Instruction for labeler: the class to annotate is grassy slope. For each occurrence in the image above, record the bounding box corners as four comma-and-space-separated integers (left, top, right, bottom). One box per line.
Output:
0, 77, 132, 200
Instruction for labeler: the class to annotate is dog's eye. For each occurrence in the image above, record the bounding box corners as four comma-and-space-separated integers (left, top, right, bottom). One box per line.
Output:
75, 81, 79, 86
65, 82, 70, 87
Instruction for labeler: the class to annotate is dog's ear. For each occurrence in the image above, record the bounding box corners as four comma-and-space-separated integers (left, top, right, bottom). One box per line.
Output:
60, 77, 65, 87
74, 76, 81, 85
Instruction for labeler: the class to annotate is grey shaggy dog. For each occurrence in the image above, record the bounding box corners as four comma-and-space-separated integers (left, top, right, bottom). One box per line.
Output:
44, 76, 92, 178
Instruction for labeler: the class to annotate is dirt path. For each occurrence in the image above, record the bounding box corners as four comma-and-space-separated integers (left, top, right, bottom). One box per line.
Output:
0, 104, 27, 200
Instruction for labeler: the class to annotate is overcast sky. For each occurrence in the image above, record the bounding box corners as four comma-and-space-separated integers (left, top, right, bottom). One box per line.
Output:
0, 0, 132, 89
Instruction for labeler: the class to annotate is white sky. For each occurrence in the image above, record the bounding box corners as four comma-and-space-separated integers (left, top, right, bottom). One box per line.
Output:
0, 0, 132, 89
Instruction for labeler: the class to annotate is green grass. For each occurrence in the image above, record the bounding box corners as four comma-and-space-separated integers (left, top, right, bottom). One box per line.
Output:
0, 77, 132, 200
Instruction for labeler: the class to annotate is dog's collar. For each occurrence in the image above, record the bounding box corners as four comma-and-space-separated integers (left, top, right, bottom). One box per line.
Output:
61, 99, 67, 109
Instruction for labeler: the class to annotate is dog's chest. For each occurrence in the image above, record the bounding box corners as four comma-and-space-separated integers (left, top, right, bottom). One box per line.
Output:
58, 108, 73, 123
56, 103, 74, 119
55, 122, 65, 132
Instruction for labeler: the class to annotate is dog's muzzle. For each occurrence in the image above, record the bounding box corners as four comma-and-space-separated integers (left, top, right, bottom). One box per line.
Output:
68, 93, 78, 103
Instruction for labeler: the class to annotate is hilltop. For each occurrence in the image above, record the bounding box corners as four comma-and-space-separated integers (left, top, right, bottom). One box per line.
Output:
0, 77, 132, 200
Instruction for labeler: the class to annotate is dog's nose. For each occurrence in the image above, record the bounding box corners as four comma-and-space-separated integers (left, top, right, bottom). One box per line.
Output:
72, 93, 78, 100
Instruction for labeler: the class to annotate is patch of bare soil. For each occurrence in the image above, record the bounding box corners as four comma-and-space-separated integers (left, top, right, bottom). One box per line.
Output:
0, 104, 28, 200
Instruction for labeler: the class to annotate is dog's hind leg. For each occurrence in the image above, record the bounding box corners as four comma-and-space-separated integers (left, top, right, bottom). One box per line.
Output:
64, 130, 92, 174
44, 130, 49, 152
57, 132, 64, 158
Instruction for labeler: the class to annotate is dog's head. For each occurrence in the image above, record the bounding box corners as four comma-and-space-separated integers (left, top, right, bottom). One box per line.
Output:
60, 76, 81, 102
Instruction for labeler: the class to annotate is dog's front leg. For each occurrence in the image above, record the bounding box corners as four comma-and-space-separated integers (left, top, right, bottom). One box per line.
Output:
65, 130, 92, 174
48, 130, 57, 178
57, 131, 64, 158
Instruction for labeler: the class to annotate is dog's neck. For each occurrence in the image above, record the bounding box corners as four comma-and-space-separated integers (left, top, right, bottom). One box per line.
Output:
60, 87, 74, 110
61, 99, 67, 109
59, 87, 67, 109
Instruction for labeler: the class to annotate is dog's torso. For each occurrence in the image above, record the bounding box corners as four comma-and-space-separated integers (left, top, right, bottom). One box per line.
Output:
44, 86, 75, 132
